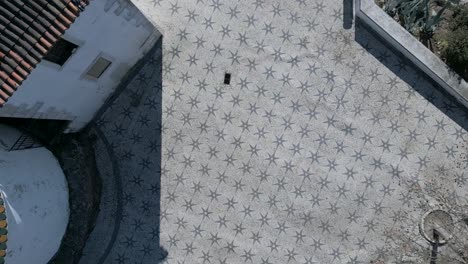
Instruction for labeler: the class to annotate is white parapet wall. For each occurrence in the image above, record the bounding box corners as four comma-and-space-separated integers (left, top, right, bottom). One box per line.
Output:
0, 0, 161, 132
356, 0, 468, 108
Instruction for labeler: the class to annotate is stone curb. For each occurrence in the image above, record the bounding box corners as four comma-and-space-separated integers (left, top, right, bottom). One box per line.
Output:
355, 0, 468, 109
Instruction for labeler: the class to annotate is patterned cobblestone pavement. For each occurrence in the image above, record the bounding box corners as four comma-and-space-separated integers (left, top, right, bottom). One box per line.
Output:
83, 0, 468, 263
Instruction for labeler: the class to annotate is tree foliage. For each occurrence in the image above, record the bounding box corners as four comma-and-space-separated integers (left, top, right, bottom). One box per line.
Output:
438, 4, 468, 81
383, 0, 459, 40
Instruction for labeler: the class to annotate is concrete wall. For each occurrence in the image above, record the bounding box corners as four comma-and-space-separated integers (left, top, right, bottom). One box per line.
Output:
0, 0, 161, 132
356, 0, 468, 108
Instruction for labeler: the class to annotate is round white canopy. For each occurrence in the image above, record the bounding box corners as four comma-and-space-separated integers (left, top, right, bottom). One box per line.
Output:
0, 124, 69, 264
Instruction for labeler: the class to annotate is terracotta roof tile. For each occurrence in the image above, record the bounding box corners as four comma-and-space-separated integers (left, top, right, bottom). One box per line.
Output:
0, 194, 7, 263
0, 0, 90, 106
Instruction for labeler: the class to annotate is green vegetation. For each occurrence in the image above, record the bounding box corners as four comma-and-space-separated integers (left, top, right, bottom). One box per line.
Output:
383, 0, 468, 80
383, 0, 459, 44
437, 4, 468, 81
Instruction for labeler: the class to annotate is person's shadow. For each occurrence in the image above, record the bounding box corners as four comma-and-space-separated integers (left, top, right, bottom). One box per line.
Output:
343, 0, 354, 29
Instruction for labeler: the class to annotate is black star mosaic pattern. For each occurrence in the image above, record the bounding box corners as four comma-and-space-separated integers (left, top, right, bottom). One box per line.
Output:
84, 0, 468, 263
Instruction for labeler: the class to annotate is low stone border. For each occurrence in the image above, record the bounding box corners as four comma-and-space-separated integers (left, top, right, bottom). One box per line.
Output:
48, 133, 102, 264
0, 193, 7, 264
355, 0, 468, 108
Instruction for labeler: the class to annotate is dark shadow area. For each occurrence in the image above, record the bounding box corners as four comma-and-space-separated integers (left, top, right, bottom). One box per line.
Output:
68, 37, 167, 264
48, 133, 102, 264
343, 0, 354, 29
430, 231, 439, 264
0, 117, 69, 150
355, 19, 468, 130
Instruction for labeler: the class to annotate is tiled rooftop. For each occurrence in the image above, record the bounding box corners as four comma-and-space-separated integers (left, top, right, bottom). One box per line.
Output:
0, 0, 89, 106
0, 194, 6, 264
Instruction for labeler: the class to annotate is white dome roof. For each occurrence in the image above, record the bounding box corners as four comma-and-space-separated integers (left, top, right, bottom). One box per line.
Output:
0, 125, 69, 264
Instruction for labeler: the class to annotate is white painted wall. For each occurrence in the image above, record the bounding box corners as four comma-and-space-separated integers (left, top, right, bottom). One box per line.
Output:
0, 124, 69, 264
0, 0, 161, 132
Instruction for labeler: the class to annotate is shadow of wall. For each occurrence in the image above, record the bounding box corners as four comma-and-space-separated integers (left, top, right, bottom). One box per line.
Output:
76, 37, 167, 264
355, 19, 468, 131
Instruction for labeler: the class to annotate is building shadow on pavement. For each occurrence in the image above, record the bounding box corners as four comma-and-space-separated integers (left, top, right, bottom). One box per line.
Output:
354, 20, 468, 131
78, 37, 168, 264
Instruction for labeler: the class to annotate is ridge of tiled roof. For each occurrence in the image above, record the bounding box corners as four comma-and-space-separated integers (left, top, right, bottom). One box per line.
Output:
0, 0, 90, 106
